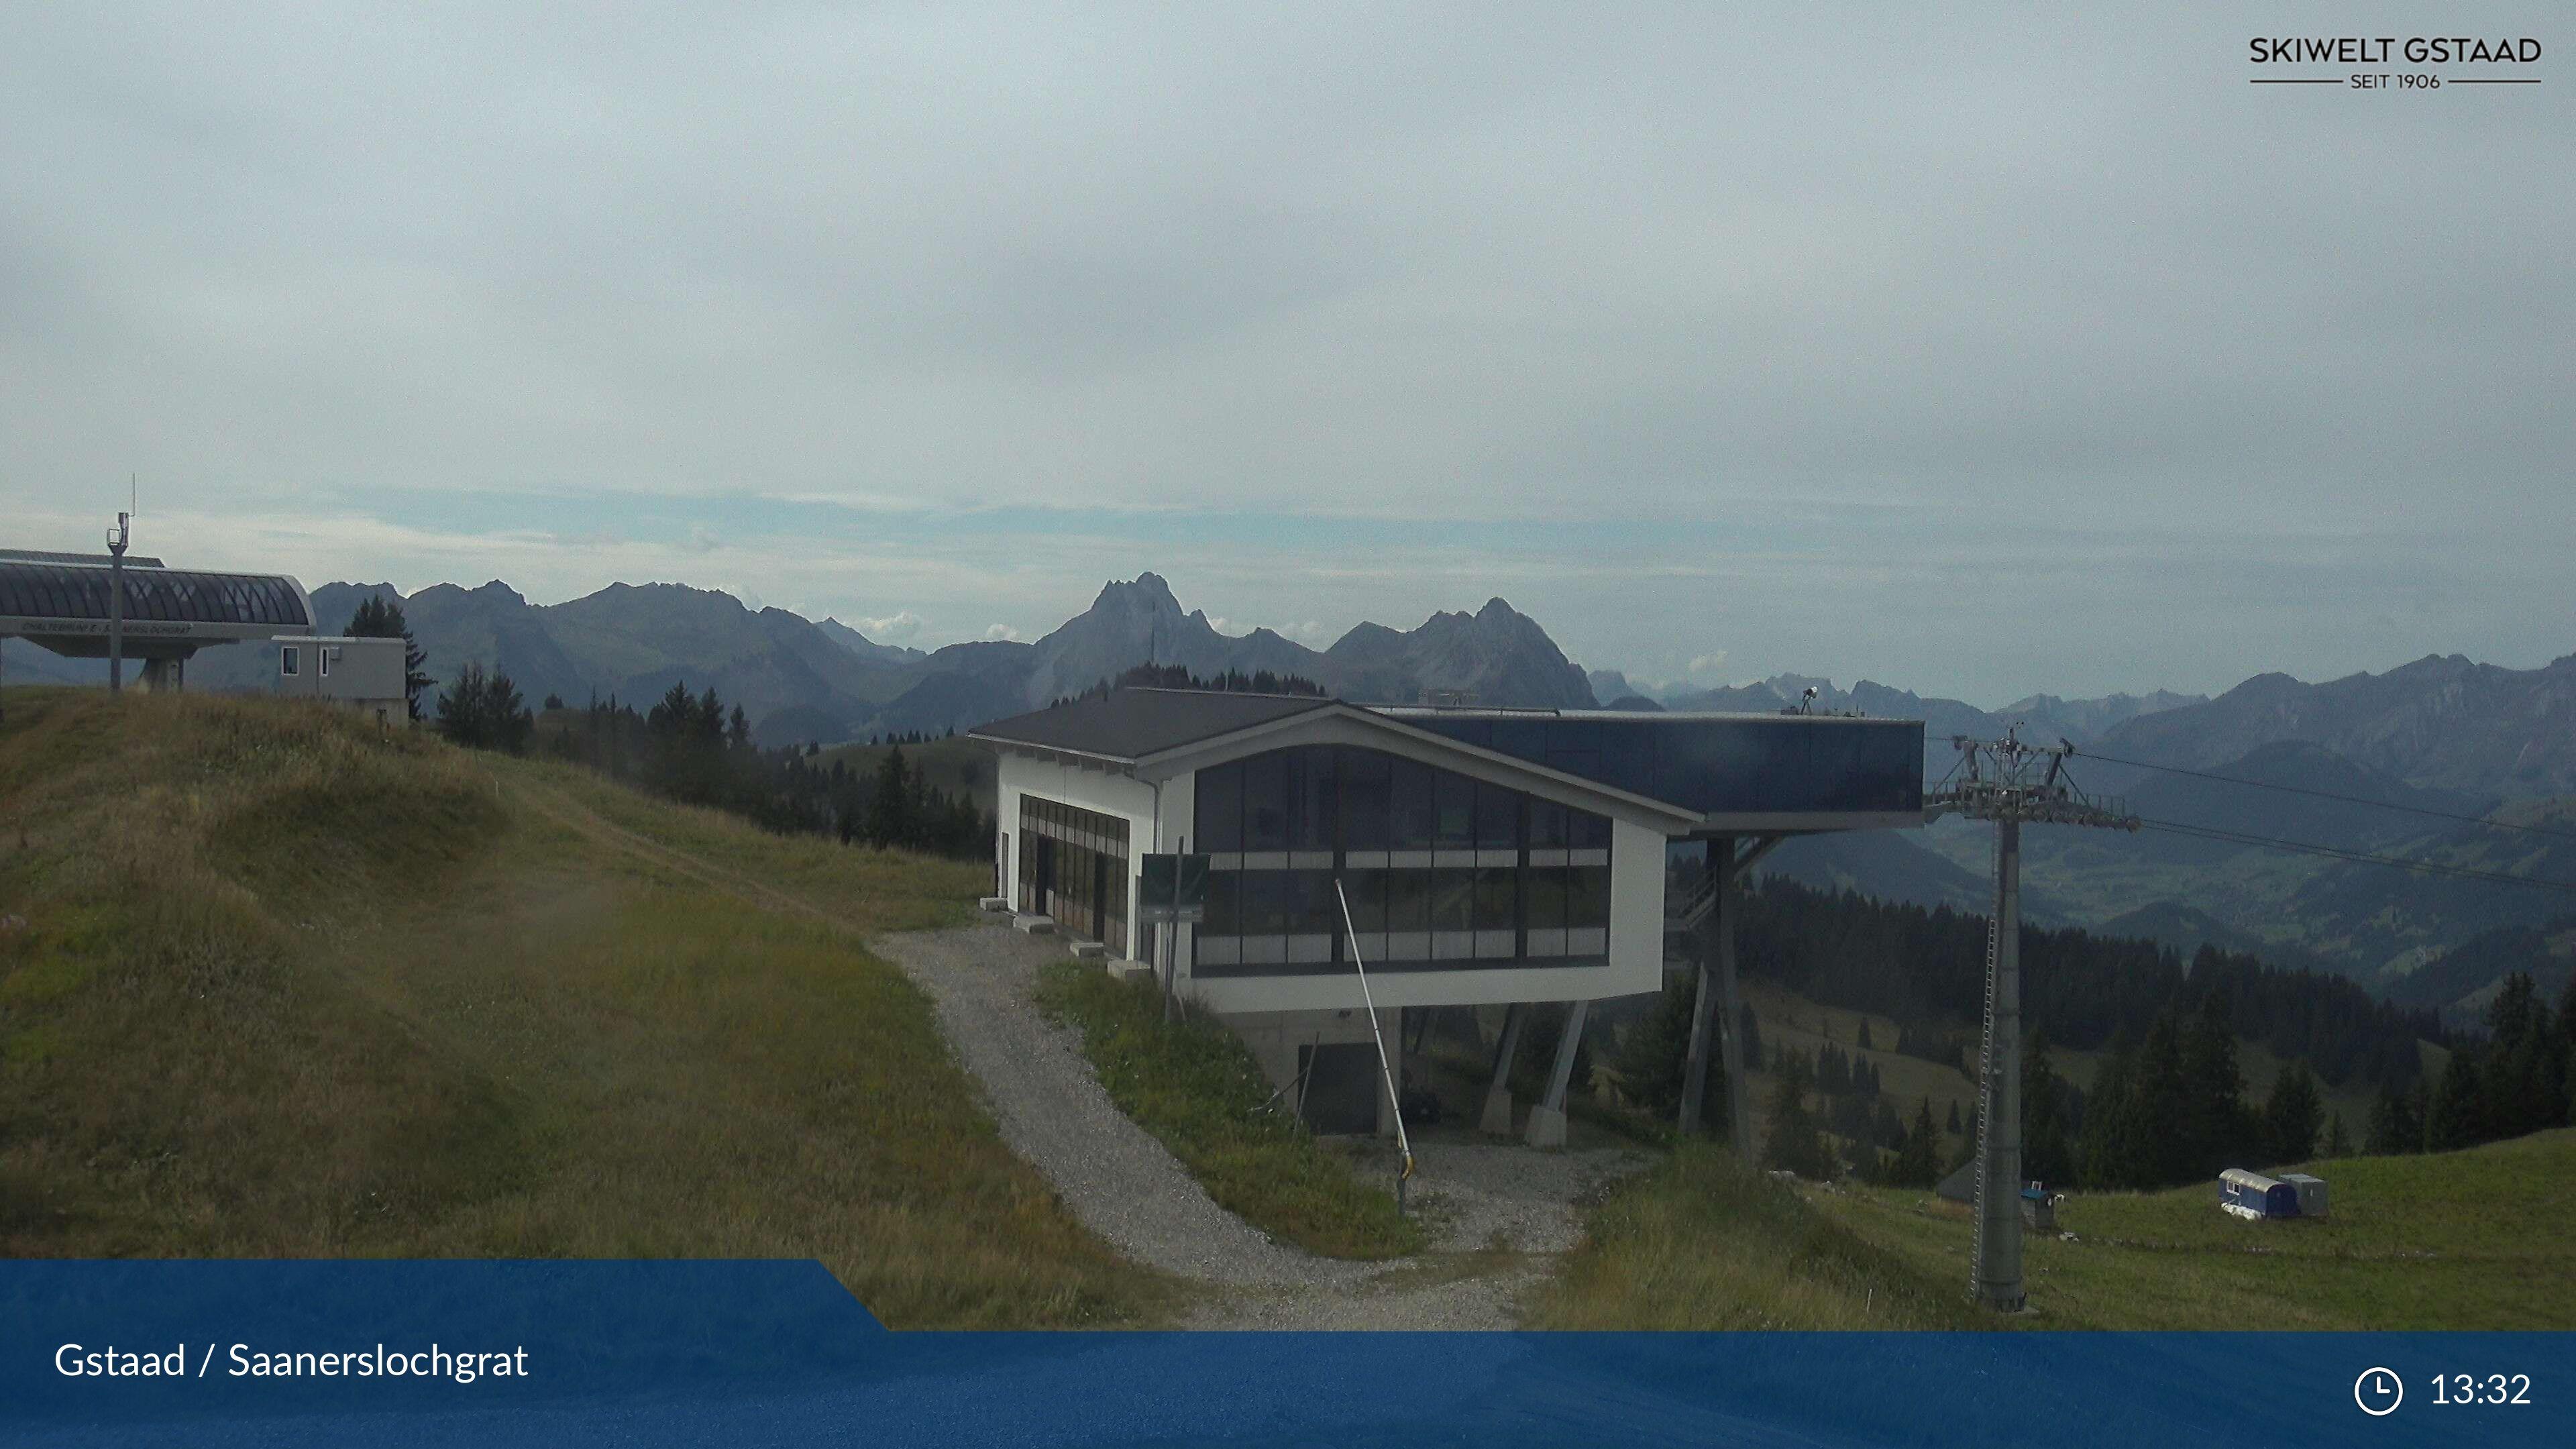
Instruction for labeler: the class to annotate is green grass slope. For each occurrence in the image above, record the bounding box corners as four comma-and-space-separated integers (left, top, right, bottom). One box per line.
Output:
1545, 1128, 2575, 1330
0, 687, 1158, 1327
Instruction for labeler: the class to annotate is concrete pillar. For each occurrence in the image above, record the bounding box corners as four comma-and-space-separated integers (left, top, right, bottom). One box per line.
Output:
1479, 1003, 1525, 1135
1679, 837, 1725, 1136
1713, 847, 1753, 1159
1523, 1000, 1592, 1148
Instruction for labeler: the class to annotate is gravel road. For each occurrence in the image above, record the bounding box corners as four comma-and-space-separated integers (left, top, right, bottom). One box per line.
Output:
869, 920, 1640, 1330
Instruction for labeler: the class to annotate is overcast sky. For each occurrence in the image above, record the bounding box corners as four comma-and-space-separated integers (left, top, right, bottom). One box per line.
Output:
5, 3, 2568, 704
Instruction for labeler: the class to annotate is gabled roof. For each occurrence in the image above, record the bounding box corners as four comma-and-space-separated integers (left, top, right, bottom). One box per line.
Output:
971, 688, 1332, 762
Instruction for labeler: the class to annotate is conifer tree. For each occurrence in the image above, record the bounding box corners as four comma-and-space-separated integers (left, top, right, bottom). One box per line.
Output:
2261, 1061, 2322, 1166
2023, 1026, 2076, 1187
2324, 1110, 2352, 1159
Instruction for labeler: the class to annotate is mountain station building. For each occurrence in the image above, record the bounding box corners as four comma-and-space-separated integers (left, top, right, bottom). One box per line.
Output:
972, 688, 1923, 1142
0, 548, 315, 692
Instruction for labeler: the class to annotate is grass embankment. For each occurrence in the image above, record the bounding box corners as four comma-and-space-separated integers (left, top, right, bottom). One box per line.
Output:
1036, 960, 1423, 1260
0, 688, 1161, 1327
1803, 1129, 2576, 1329
1532, 1146, 1986, 1329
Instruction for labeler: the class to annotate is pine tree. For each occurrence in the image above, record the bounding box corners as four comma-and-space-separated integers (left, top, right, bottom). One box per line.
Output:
1856, 1020, 1874, 1052
2324, 1111, 2353, 1158
1891, 1097, 1942, 1187
1946, 1099, 1963, 1136
2023, 1026, 2076, 1187
867, 745, 914, 847
343, 595, 432, 720
2261, 1061, 2323, 1167
2179, 991, 2248, 1179
1762, 1050, 1833, 1179
2424, 1050, 2487, 1152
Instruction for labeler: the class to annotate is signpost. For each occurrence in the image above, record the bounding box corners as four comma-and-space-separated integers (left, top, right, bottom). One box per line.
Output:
1138, 852, 1208, 1021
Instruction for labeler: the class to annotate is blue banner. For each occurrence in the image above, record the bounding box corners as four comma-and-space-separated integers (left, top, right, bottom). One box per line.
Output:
3, 1262, 2565, 1446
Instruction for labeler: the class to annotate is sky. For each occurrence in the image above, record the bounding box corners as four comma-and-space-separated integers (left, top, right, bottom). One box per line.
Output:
4, 3, 2569, 705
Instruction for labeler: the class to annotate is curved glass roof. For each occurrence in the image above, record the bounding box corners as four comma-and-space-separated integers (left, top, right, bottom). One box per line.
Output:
0, 562, 310, 629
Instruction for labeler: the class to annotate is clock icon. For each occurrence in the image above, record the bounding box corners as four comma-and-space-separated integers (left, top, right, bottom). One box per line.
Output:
2355, 1366, 2404, 1417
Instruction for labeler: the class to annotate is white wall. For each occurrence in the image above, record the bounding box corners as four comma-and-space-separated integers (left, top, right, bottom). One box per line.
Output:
995, 751, 1165, 960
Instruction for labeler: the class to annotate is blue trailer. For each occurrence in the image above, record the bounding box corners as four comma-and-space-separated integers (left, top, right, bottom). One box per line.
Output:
2218, 1168, 2301, 1220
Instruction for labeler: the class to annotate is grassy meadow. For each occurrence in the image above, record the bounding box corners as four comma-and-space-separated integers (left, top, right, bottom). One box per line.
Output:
0, 687, 1161, 1328
1805, 1128, 2576, 1329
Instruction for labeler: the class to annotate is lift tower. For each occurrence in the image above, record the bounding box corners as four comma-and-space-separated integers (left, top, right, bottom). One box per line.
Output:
1926, 729, 2135, 1311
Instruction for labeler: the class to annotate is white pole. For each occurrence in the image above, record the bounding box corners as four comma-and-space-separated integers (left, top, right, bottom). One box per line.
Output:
1334, 879, 1414, 1206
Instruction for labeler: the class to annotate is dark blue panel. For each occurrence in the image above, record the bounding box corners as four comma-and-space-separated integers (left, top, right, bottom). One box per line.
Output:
1409, 714, 1923, 816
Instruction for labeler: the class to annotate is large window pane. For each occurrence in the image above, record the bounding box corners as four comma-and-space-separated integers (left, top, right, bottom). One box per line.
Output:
1386, 868, 1430, 932
1242, 870, 1287, 934
1472, 867, 1515, 932
1527, 798, 1568, 849
1291, 747, 1336, 852
1568, 865, 1611, 928
1430, 868, 1475, 932
1342, 871, 1386, 933
1204, 871, 1240, 934
1291, 870, 1339, 935
1434, 770, 1474, 847
1195, 760, 1243, 853
1340, 748, 1391, 851
1391, 759, 1435, 849
1244, 751, 1289, 852
1569, 808, 1612, 850
1525, 867, 1566, 930
1474, 780, 1520, 849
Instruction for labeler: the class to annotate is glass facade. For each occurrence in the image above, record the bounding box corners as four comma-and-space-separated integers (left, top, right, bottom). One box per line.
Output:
1017, 796, 1130, 956
1192, 745, 1612, 977
0, 564, 308, 628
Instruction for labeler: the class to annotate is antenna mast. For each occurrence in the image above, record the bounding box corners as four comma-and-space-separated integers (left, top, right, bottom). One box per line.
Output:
1925, 727, 2136, 1311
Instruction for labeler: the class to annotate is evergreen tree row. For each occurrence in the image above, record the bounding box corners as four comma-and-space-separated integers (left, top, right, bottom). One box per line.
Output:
2365, 971, 2575, 1157
1730, 874, 2441, 1091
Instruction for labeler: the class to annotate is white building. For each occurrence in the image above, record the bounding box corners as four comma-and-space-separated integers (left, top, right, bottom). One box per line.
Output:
973, 688, 1923, 1142
270, 635, 409, 724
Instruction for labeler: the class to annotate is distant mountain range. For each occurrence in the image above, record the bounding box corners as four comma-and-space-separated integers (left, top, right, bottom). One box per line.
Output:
161, 572, 1595, 747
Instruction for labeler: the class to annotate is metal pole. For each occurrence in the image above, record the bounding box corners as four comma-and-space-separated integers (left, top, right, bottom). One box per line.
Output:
1334, 879, 1414, 1211
106, 512, 129, 694
1972, 814, 2025, 1311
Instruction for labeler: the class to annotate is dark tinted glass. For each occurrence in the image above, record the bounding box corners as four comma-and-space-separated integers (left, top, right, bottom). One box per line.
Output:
1339, 748, 1391, 851
1473, 867, 1515, 931
1568, 866, 1610, 927
1195, 760, 1242, 852
1433, 769, 1474, 847
1525, 867, 1565, 930
1391, 759, 1434, 849
1474, 780, 1519, 849
1204, 871, 1240, 934
1290, 870, 1338, 934
1342, 870, 1385, 933
1430, 869, 1474, 930
1386, 869, 1430, 932
1570, 808, 1611, 849
1243, 751, 1289, 851
1528, 798, 1568, 848
1291, 747, 1335, 851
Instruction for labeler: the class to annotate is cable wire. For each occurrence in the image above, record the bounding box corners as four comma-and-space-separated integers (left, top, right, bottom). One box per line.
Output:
2132, 816, 2576, 896
2074, 747, 2576, 844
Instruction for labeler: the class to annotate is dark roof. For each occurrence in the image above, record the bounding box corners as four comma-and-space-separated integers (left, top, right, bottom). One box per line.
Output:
0, 548, 168, 568
0, 560, 310, 628
971, 688, 1332, 761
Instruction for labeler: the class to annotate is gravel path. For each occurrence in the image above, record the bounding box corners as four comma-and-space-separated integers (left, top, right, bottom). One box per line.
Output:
869, 920, 1641, 1330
